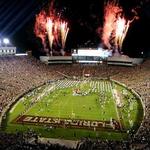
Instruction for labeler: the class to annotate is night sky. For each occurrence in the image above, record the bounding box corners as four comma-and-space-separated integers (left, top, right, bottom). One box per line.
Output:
0, 0, 150, 57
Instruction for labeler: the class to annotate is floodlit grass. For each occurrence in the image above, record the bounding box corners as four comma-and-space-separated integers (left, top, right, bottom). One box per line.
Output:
25, 88, 117, 121
3, 79, 144, 140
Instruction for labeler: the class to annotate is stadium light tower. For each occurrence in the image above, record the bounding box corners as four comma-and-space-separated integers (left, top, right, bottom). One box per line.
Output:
3, 38, 10, 46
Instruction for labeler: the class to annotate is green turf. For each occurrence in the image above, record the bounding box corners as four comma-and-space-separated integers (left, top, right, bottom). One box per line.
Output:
3, 79, 144, 140
25, 88, 118, 121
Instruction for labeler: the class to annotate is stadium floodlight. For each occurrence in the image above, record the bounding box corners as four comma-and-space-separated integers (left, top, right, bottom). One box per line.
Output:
3, 38, 10, 45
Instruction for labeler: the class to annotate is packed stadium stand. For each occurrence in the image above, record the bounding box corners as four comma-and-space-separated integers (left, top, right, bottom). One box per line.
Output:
0, 55, 149, 149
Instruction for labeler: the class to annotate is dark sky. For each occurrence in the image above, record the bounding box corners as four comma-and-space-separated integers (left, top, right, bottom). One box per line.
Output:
0, 0, 150, 57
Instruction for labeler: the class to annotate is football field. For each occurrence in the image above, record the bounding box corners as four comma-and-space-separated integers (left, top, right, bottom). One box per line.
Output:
3, 79, 144, 140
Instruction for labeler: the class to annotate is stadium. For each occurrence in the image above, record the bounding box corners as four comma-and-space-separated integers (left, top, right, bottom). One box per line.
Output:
0, 56, 149, 149
0, 0, 150, 150
4, 77, 144, 140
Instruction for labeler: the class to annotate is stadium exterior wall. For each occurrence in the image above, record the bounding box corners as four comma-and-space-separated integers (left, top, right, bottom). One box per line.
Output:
40, 56, 72, 64
0, 47, 16, 56
107, 56, 143, 66
40, 55, 143, 66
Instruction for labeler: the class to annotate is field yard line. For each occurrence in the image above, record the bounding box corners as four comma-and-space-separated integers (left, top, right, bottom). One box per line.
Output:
23, 85, 55, 115
71, 95, 73, 115
10, 99, 20, 113
55, 89, 71, 118
111, 84, 123, 130
113, 89, 122, 107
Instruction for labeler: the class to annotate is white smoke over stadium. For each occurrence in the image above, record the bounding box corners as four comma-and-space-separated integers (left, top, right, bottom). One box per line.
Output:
97, 47, 112, 58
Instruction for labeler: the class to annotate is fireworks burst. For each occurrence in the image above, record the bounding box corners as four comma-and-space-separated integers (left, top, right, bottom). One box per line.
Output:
102, 1, 121, 50
34, 3, 69, 55
102, 0, 137, 54
46, 18, 54, 51
34, 10, 47, 50
60, 21, 69, 50
115, 17, 130, 51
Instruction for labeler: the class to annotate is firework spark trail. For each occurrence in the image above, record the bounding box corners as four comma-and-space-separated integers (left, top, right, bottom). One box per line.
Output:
46, 18, 54, 51
102, 0, 137, 53
53, 19, 61, 46
115, 15, 137, 51
115, 17, 130, 51
34, 10, 47, 49
60, 21, 69, 50
102, 1, 121, 49
34, 15, 69, 54
34, 0, 69, 55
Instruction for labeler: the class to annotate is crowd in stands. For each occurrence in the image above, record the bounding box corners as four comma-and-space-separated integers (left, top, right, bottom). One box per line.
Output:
0, 132, 74, 150
0, 55, 149, 149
